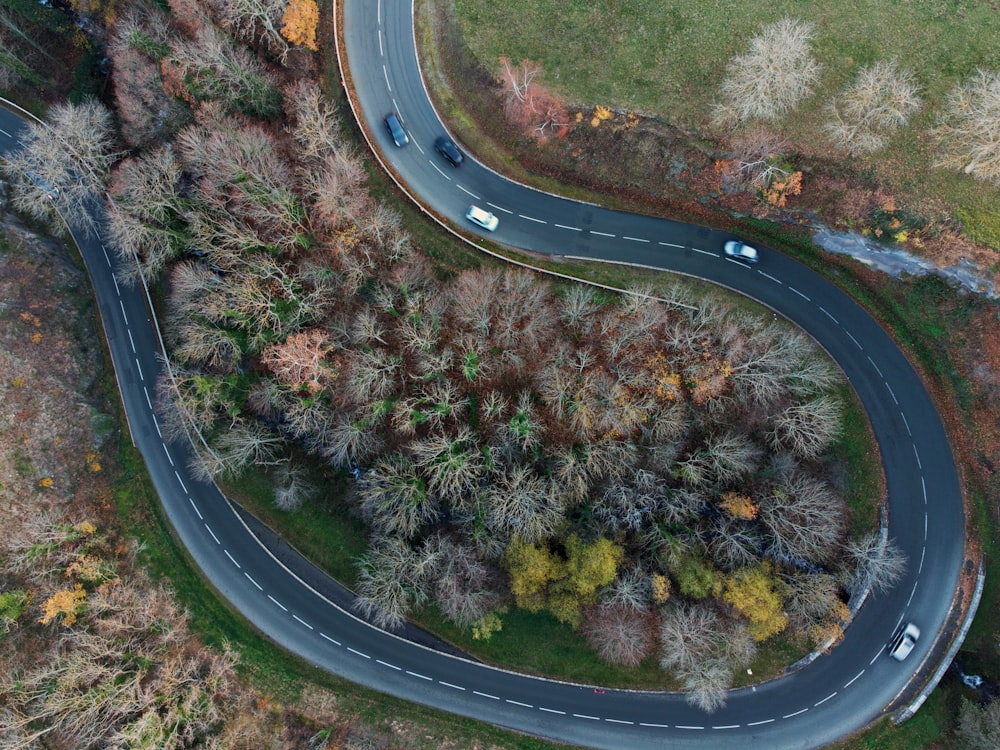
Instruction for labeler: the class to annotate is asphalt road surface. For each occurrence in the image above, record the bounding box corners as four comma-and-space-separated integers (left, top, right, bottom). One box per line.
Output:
0, 4, 965, 745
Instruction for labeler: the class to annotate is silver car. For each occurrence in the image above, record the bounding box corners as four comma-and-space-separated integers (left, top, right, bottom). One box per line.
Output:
466, 205, 499, 232
888, 622, 920, 661
724, 240, 759, 263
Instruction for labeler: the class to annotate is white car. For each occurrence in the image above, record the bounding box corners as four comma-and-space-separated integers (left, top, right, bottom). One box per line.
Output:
889, 622, 920, 661
466, 205, 499, 232
724, 240, 759, 263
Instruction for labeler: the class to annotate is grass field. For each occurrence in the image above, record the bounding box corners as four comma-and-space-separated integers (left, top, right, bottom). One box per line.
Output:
449, 0, 1000, 224
453, 0, 1000, 120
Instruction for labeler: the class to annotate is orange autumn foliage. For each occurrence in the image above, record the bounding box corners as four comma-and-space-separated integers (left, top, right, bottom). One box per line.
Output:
281, 0, 319, 52
720, 491, 759, 520
39, 584, 87, 627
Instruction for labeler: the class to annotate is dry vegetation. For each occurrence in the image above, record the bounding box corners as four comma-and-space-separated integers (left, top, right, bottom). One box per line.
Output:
0, 219, 527, 749
0, 220, 262, 749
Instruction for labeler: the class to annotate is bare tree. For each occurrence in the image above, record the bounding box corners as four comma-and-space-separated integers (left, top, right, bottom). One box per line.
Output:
170, 316, 243, 372
603, 565, 652, 610
498, 57, 570, 140
768, 395, 841, 459
301, 151, 369, 232
354, 538, 433, 630
209, 0, 290, 61
582, 602, 658, 668
594, 470, 667, 534
450, 268, 497, 339
713, 17, 820, 125
841, 533, 907, 596
3, 99, 120, 232
659, 602, 726, 674
284, 80, 348, 161
272, 463, 315, 511
733, 132, 798, 194
558, 283, 600, 331
320, 416, 382, 468
108, 6, 191, 147
358, 453, 440, 540
484, 465, 563, 544
175, 120, 305, 254
956, 698, 1000, 750
707, 517, 762, 571
681, 659, 731, 713
165, 24, 281, 118
701, 431, 763, 484
347, 348, 401, 404
0, 7, 57, 87
660, 604, 756, 713
760, 471, 845, 563
211, 419, 286, 478
410, 428, 485, 503
658, 486, 704, 525
0, 526, 245, 750
107, 147, 188, 282
424, 534, 505, 628
783, 571, 842, 622
261, 329, 336, 393
825, 61, 921, 153
931, 68, 1000, 184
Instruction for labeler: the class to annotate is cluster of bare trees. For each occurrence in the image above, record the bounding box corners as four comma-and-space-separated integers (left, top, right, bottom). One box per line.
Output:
0, 515, 262, 749
659, 603, 756, 712
711, 15, 999, 186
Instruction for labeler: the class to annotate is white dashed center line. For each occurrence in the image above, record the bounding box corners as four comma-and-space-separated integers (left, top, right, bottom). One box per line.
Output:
292, 614, 313, 630
844, 670, 865, 688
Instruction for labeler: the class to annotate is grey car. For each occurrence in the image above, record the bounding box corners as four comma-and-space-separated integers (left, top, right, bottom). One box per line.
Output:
435, 136, 464, 166
384, 112, 409, 147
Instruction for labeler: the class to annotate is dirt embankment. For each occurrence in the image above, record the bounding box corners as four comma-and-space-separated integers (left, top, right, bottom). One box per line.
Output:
0, 214, 115, 531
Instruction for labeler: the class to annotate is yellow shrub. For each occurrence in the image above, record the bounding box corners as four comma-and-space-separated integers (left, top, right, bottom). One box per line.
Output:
39, 584, 86, 627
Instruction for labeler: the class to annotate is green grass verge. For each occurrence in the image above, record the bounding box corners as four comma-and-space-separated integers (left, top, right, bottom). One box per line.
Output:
830, 383, 884, 540
218, 457, 369, 587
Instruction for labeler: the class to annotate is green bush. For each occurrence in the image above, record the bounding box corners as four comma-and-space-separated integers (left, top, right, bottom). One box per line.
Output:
956, 208, 1000, 252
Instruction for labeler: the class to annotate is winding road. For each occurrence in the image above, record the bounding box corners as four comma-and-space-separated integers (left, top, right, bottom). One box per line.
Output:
0, 1, 966, 747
